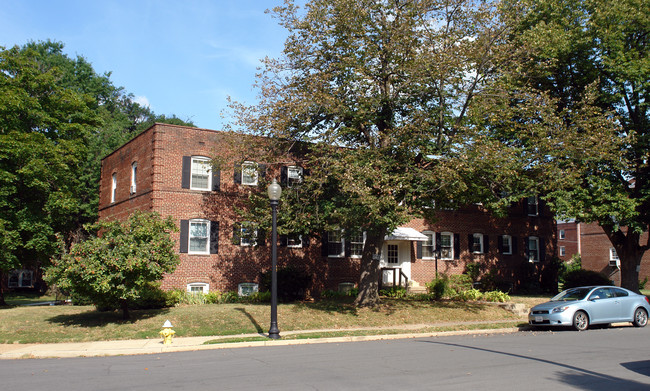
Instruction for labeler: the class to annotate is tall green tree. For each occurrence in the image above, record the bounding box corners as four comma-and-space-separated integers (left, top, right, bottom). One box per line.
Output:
0, 41, 193, 304
473, 0, 649, 291
231, 0, 507, 306
45, 211, 180, 319
0, 43, 100, 304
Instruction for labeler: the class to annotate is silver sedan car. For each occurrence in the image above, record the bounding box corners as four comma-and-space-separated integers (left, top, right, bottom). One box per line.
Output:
529, 286, 650, 331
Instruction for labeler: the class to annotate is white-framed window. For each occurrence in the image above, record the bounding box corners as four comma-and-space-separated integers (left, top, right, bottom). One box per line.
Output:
528, 236, 540, 262
609, 248, 620, 268
421, 231, 436, 259
349, 232, 365, 258
527, 196, 539, 216
327, 230, 345, 258
559, 229, 565, 240
287, 234, 303, 248
287, 166, 303, 187
501, 235, 512, 255
189, 219, 210, 254
187, 282, 209, 294
8, 270, 33, 288
111, 173, 117, 203
560, 246, 566, 256
387, 244, 399, 264
241, 161, 258, 186
239, 222, 258, 246
238, 283, 259, 297
130, 162, 137, 194
440, 232, 454, 260
190, 157, 211, 190
471, 233, 484, 254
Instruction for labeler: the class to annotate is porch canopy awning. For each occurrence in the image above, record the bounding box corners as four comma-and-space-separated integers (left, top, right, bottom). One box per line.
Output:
384, 227, 428, 242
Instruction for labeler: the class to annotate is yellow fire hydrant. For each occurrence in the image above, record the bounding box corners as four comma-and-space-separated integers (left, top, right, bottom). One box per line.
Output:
159, 320, 175, 345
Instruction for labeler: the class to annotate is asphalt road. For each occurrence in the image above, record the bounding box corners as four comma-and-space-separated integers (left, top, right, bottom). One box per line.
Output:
2, 326, 650, 390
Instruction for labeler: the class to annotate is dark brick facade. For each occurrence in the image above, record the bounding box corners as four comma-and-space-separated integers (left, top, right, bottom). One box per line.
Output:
576, 222, 650, 286
99, 124, 557, 295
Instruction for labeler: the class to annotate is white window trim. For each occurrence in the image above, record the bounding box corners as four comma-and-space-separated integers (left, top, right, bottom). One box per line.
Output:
190, 156, 212, 191
240, 223, 258, 247
287, 234, 303, 249
609, 247, 619, 261
111, 173, 117, 203
287, 166, 303, 187
327, 229, 345, 258
528, 236, 540, 263
440, 232, 454, 260
421, 231, 436, 259
559, 246, 566, 256
188, 219, 210, 255
241, 161, 259, 186
349, 232, 366, 258
501, 235, 513, 255
187, 282, 209, 294
130, 162, 137, 194
559, 229, 565, 240
471, 233, 484, 254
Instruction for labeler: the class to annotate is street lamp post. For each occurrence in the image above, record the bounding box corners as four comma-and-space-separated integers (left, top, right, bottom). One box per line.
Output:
267, 179, 282, 339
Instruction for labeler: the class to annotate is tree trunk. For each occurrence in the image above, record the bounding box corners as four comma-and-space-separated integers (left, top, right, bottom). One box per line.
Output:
120, 299, 130, 320
354, 232, 384, 307
603, 225, 646, 293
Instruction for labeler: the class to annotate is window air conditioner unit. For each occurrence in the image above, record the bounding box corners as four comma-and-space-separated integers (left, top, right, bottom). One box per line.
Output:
609, 259, 620, 268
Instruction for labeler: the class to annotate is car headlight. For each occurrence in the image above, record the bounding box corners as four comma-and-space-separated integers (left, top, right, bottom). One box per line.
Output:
552, 306, 570, 313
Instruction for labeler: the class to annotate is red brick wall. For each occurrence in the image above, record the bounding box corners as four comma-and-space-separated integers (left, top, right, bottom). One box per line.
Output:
580, 222, 650, 286
407, 203, 556, 290
99, 124, 558, 295
557, 221, 579, 261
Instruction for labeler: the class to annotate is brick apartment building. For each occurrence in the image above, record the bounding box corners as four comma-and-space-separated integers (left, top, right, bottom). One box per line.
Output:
558, 221, 650, 286
98, 123, 557, 295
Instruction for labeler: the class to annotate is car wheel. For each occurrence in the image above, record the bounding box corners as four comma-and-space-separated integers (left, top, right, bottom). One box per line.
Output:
633, 308, 648, 328
573, 311, 589, 331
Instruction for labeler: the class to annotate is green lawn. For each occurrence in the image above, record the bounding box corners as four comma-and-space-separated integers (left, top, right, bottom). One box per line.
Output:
0, 295, 544, 344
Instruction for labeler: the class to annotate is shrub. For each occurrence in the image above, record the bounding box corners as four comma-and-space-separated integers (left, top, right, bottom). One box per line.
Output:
380, 287, 407, 298
563, 269, 612, 288
448, 274, 473, 293
260, 266, 312, 302
426, 275, 450, 300
482, 290, 510, 302
456, 289, 483, 301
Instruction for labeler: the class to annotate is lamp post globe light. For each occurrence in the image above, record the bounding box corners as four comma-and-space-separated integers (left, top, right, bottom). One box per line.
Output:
267, 179, 282, 339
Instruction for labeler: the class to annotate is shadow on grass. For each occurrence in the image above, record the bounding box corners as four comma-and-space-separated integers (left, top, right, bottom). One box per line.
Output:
292, 298, 359, 316
235, 307, 264, 333
47, 307, 171, 327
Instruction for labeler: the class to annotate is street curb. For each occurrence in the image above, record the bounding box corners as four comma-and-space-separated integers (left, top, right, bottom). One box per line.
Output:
0, 327, 521, 360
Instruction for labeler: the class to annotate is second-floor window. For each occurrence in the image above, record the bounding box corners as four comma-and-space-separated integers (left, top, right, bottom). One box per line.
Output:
470, 233, 484, 254
191, 157, 211, 190
527, 196, 539, 216
500, 235, 513, 255
241, 161, 258, 186
130, 162, 137, 194
111, 173, 117, 203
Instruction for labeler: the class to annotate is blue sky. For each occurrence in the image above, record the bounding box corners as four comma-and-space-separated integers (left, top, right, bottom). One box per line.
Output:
0, 0, 291, 130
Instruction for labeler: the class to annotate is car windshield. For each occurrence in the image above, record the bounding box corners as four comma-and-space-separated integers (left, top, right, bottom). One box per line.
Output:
551, 287, 592, 301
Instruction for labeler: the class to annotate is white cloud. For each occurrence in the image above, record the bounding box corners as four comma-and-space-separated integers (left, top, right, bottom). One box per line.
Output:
134, 95, 150, 108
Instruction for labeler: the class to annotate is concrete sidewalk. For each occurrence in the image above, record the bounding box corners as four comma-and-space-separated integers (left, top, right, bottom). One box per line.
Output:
0, 320, 523, 359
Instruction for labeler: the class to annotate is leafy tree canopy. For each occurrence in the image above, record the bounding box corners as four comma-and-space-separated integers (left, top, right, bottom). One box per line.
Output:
231, 0, 508, 306
45, 211, 180, 319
